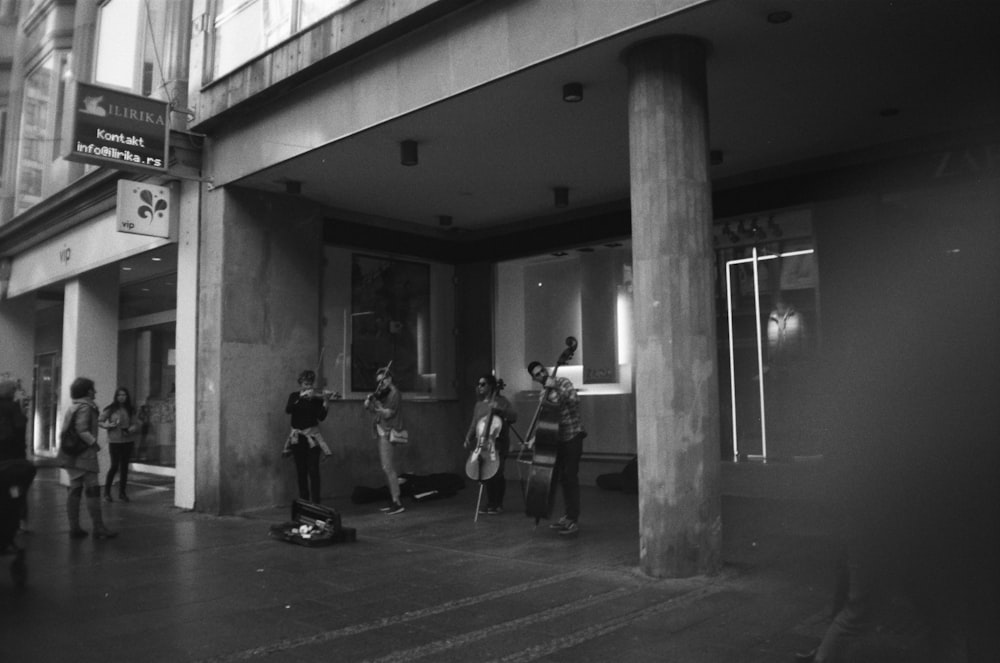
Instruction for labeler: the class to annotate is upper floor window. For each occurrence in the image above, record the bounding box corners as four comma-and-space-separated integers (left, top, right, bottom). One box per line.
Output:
212, 0, 353, 79
14, 50, 69, 214
94, 0, 166, 97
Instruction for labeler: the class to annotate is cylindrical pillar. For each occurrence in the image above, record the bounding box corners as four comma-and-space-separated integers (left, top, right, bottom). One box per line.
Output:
624, 36, 722, 578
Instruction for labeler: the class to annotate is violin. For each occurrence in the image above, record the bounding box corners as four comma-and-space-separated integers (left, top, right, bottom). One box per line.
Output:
465, 379, 506, 482
364, 361, 394, 410
300, 388, 341, 401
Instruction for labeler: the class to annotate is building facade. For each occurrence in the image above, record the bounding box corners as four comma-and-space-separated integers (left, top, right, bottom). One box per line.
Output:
1, 0, 997, 579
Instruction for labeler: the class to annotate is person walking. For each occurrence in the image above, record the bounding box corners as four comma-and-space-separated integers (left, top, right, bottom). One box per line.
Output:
98, 387, 139, 502
58, 377, 117, 540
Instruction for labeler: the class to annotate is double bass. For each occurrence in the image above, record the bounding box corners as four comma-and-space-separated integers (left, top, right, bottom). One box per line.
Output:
523, 337, 577, 524
464, 379, 506, 482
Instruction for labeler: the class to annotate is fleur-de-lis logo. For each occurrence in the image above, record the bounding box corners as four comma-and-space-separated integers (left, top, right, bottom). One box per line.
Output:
137, 188, 168, 223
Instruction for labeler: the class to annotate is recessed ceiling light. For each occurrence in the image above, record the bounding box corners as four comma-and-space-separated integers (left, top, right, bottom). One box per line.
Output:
121, 266, 132, 271
151, 257, 162, 262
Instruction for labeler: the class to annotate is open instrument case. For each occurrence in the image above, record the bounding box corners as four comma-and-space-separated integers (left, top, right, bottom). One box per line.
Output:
269, 499, 356, 547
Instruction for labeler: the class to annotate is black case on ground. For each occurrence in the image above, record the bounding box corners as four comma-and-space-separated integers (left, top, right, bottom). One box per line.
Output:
269, 499, 356, 546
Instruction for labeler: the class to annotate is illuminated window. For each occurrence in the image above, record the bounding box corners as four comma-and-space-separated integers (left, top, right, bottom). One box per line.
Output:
495, 241, 634, 396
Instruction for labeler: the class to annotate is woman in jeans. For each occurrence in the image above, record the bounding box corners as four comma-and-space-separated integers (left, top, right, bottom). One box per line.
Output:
99, 387, 138, 502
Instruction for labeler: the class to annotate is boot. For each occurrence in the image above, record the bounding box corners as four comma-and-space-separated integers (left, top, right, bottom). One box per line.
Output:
67, 487, 88, 538
85, 486, 118, 540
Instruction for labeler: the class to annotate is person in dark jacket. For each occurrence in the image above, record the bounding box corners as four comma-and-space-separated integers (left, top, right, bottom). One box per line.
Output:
0, 379, 27, 462
282, 370, 338, 504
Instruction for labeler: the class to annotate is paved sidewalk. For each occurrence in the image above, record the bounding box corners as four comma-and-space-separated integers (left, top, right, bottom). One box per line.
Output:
1, 463, 920, 662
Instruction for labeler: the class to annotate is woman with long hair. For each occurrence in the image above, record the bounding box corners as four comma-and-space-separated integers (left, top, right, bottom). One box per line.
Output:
98, 387, 138, 502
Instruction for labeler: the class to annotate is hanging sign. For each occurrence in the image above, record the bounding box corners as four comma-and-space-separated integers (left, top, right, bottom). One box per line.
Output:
117, 180, 173, 238
66, 81, 169, 173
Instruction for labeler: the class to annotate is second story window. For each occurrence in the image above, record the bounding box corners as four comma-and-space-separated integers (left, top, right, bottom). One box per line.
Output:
212, 0, 352, 79
14, 50, 69, 214
94, 0, 166, 97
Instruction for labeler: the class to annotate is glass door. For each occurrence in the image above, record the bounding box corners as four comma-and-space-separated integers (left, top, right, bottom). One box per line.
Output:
716, 211, 819, 460
32, 352, 60, 455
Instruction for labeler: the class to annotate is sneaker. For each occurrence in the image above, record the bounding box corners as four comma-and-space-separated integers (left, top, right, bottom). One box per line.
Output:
549, 516, 571, 530
103, 494, 113, 503
487, 506, 503, 515
93, 527, 119, 540
558, 520, 579, 536
385, 502, 405, 515
69, 528, 89, 539
379, 504, 394, 512
477, 506, 489, 514
118, 493, 130, 503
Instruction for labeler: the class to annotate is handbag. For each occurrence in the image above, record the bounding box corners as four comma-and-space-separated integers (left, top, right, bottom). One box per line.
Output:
389, 428, 409, 444
59, 425, 89, 456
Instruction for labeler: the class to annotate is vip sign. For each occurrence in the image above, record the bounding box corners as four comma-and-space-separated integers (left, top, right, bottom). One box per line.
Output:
117, 180, 173, 238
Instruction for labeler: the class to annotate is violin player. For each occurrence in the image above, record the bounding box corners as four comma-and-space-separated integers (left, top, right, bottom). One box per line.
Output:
364, 366, 405, 515
464, 374, 518, 514
527, 360, 585, 536
282, 370, 339, 504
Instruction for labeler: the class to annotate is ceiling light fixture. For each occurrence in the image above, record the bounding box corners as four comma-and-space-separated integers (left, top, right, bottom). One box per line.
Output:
400, 140, 418, 166
437, 215, 453, 227
285, 180, 302, 195
554, 186, 569, 208
562, 82, 583, 103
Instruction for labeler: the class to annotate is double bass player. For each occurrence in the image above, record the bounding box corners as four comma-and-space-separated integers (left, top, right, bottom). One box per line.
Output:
527, 360, 584, 536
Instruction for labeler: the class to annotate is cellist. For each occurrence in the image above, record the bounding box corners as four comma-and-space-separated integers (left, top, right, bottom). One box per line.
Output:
527, 361, 585, 536
463, 374, 518, 514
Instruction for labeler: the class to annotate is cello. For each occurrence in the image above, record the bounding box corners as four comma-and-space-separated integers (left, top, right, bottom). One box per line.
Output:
465, 379, 505, 482
523, 337, 577, 524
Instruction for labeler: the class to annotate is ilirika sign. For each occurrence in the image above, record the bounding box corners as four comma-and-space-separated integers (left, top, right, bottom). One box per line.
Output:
66, 82, 169, 173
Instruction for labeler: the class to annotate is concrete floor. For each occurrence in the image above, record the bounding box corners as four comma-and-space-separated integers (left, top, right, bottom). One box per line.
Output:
1, 462, 927, 662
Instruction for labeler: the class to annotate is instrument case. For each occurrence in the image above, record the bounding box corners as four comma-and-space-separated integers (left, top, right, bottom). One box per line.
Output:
268, 499, 356, 546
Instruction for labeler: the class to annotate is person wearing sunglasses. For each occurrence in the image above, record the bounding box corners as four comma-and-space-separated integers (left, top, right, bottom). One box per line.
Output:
526, 361, 585, 536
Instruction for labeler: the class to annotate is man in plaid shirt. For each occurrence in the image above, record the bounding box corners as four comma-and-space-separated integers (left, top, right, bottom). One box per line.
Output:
527, 361, 586, 536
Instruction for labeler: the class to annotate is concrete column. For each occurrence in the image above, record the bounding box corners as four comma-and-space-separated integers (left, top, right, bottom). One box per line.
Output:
62, 266, 120, 477
624, 37, 722, 578
196, 187, 322, 514
174, 179, 199, 509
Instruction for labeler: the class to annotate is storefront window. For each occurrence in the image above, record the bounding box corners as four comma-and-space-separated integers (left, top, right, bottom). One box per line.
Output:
715, 209, 820, 460
495, 241, 634, 396
323, 246, 456, 399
